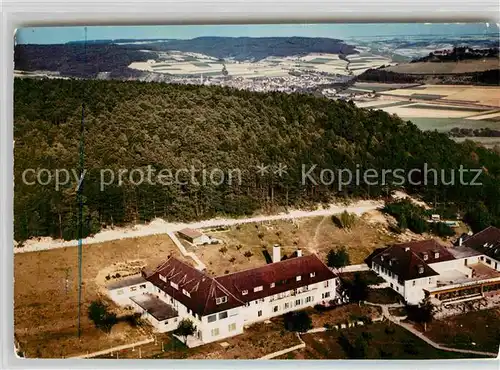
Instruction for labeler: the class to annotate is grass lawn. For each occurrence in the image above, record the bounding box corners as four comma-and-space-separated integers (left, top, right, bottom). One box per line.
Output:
292, 323, 490, 359
424, 308, 500, 354
14, 234, 189, 358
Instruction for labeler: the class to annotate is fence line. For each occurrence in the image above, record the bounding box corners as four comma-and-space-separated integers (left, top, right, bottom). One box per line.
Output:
69, 337, 155, 359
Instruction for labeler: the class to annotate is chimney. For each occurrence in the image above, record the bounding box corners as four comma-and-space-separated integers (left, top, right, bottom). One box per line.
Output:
459, 237, 463, 247
273, 245, 281, 263
297, 249, 302, 257
405, 247, 410, 252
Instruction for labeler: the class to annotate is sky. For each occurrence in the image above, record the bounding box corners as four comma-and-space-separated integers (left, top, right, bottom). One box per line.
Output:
16, 23, 499, 45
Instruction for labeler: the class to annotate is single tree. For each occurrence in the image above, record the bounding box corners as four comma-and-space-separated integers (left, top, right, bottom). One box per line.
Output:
326, 247, 350, 270
348, 273, 369, 305
283, 311, 312, 333
174, 318, 197, 344
88, 300, 117, 334
418, 297, 435, 332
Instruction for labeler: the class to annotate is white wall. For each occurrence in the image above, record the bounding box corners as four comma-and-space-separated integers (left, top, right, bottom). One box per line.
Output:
479, 255, 500, 271
200, 307, 244, 343
372, 262, 405, 298
404, 276, 436, 305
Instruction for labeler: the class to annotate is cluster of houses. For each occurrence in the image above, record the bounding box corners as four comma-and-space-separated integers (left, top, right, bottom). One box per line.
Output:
107, 226, 500, 346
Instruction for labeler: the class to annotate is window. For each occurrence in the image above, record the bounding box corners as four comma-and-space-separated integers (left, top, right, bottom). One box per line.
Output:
254, 286, 263, 292
258, 310, 262, 317
486, 258, 492, 265
164, 320, 169, 325
228, 323, 236, 332
216, 296, 228, 305
219, 311, 228, 320
242, 290, 248, 296
434, 252, 440, 259
390, 283, 393, 288
159, 274, 166, 282
423, 254, 428, 261
140, 284, 146, 289
174, 317, 178, 322
305, 296, 312, 303
428, 278, 432, 284
295, 299, 301, 306
230, 310, 238, 317
310, 272, 316, 278
296, 276, 301, 281
322, 292, 330, 299
211, 328, 219, 337
182, 289, 191, 297
323, 281, 329, 288
284, 302, 290, 309
418, 266, 424, 274
412, 281, 416, 286
208, 314, 217, 323
170, 281, 178, 290
270, 283, 275, 288
273, 306, 278, 312
117, 289, 124, 295
130, 286, 137, 292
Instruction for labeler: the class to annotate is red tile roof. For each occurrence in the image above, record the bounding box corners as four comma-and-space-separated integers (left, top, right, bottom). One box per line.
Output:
216, 254, 337, 303
371, 240, 455, 281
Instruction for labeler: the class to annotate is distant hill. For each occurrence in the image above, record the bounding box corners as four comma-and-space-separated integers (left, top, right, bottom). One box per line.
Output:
14, 36, 357, 78
411, 46, 499, 63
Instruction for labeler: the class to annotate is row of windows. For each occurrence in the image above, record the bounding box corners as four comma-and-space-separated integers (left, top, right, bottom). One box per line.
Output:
207, 310, 230, 323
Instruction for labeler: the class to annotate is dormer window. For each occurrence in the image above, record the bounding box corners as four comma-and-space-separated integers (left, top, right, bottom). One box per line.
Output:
434, 252, 440, 259
254, 286, 263, 292
242, 290, 248, 296
170, 281, 178, 290
405, 247, 410, 252
423, 253, 428, 261
270, 283, 275, 288
296, 276, 301, 281
159, 274, 166, 282
216, 296, 228, 305
310, 272, 316, 278
182, 289, 191, 297
418, 265, 424, 274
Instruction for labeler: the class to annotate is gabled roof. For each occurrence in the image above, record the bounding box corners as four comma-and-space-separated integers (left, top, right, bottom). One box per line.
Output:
145, 258, 245, 317
460, 226, 500, 261
371, 240, 455, 281
215, 254, 337, 303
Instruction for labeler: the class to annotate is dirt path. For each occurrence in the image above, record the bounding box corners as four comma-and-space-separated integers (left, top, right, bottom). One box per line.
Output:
16, 200, 383, 254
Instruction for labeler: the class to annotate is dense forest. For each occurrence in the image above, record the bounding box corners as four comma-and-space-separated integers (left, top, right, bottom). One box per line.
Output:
14, 78, 500, 241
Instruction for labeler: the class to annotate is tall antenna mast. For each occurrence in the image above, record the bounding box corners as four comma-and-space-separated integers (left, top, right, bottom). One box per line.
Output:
77, 26, 87, 338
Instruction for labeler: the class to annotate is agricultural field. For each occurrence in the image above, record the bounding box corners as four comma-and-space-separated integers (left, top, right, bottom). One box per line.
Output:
128, 51, 391, 78
196, 215, 397, 276
453, 137, 500, 149
14, 234, 188, 358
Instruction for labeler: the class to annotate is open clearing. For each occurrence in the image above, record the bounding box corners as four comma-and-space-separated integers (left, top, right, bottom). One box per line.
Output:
282, 323, 485, 359
14, 234, 188, 358
196, 215, 397, 276
423, 308, 500, 354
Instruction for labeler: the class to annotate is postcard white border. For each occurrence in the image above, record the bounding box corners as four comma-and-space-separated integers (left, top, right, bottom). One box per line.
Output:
2, 1, 500, 369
